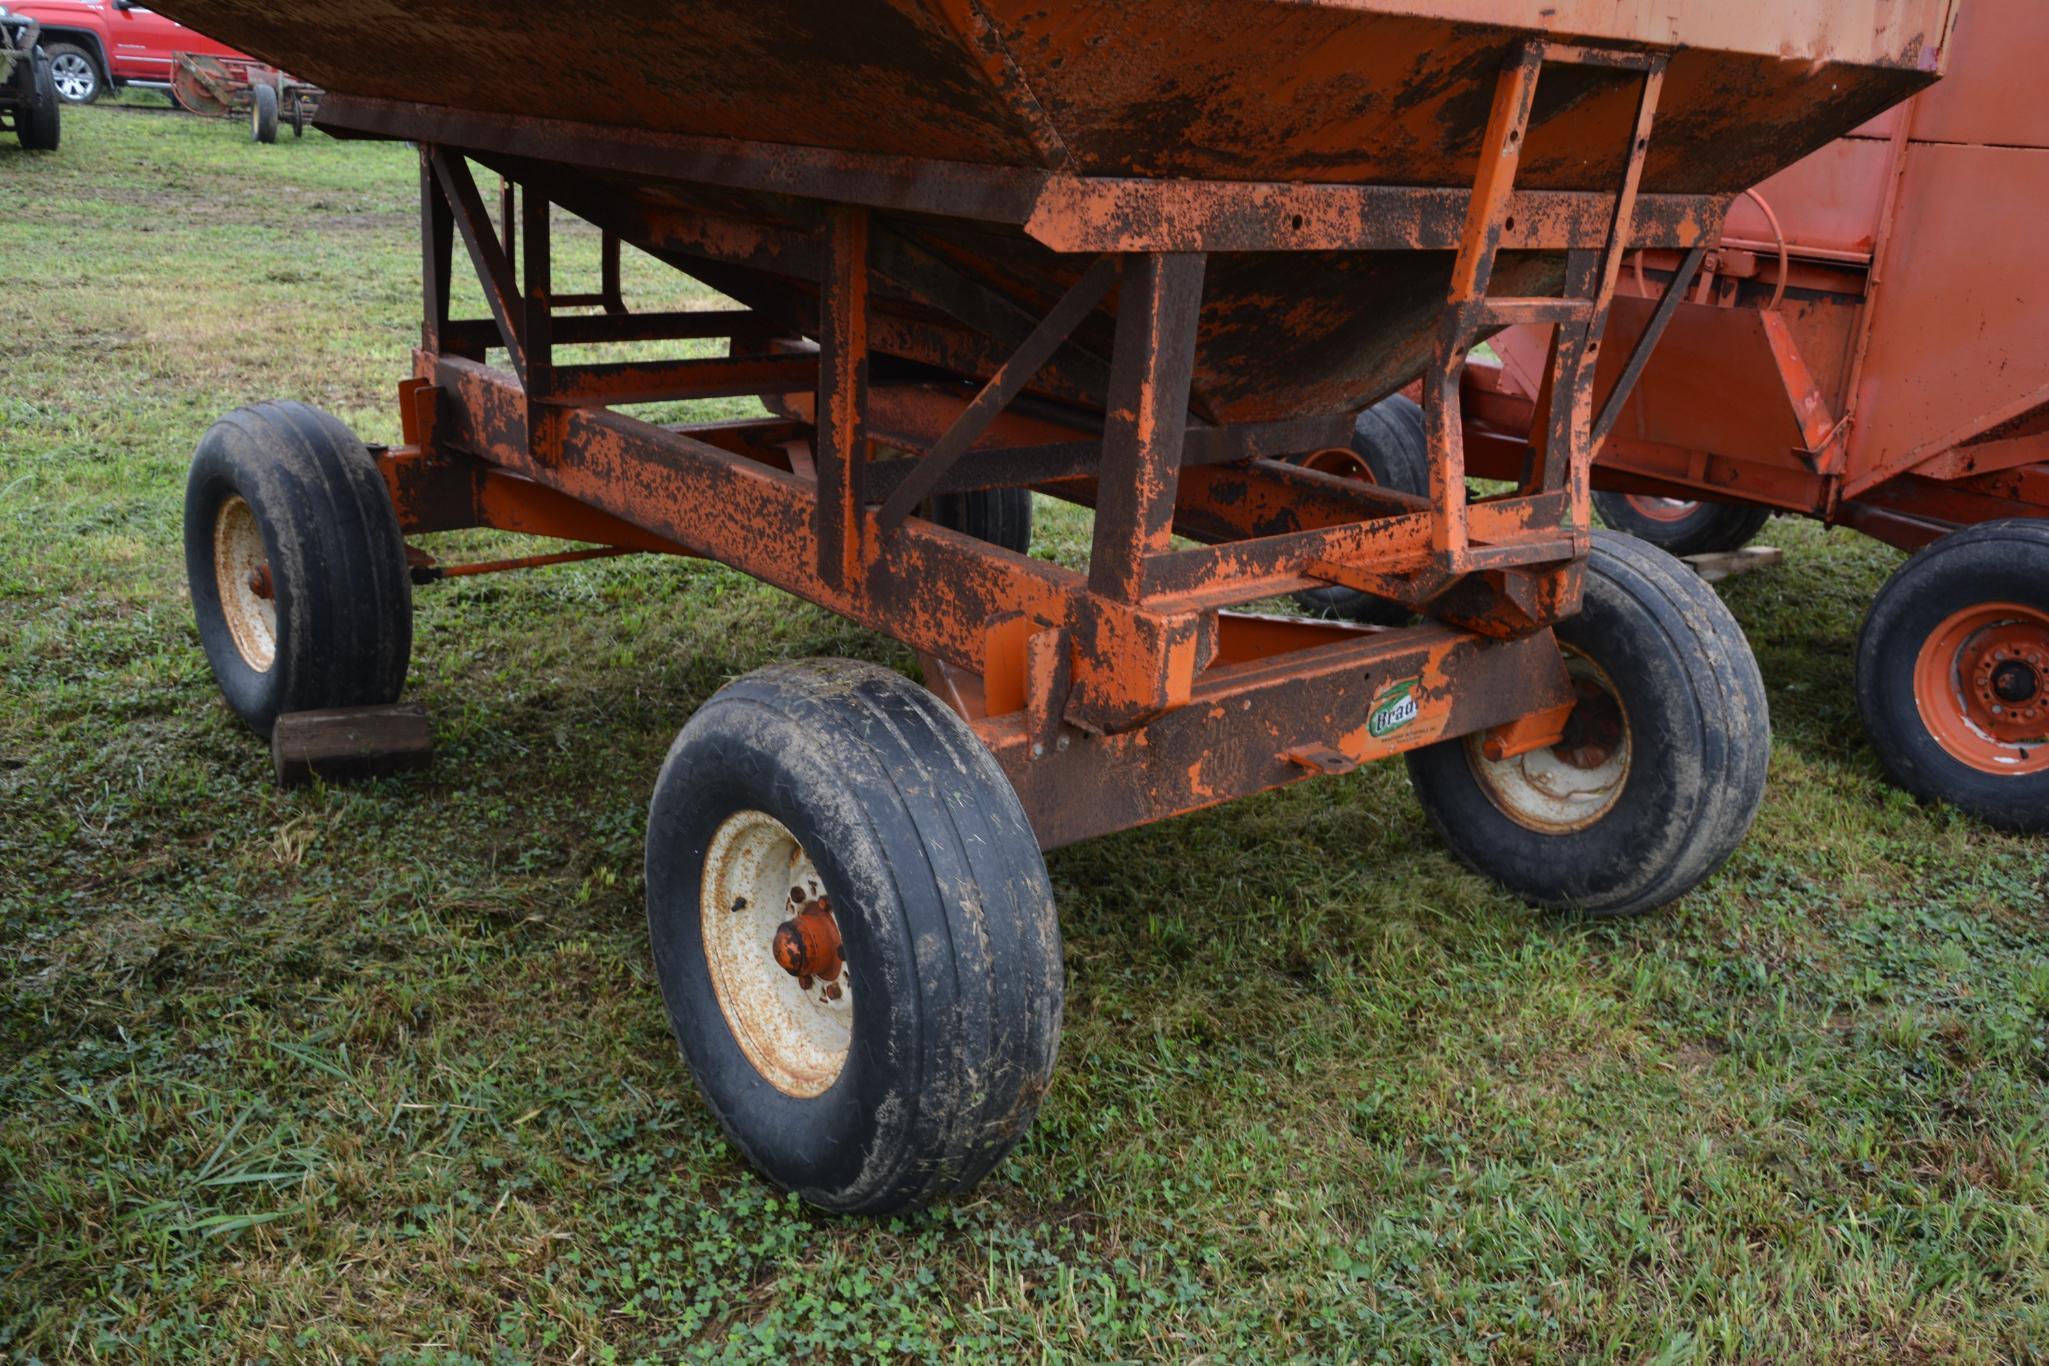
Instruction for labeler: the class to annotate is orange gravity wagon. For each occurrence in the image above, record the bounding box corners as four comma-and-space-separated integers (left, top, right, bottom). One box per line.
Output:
158, 0, 1956, 1211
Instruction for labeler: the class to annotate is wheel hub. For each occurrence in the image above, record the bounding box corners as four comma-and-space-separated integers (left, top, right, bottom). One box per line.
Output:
1912, 603, 2049, 772
772, 899, 844, 993
700, 809, 852, 1097
212, 495, 278, 673
1466, 653, 1632, 833
1990, 659, 2039, 705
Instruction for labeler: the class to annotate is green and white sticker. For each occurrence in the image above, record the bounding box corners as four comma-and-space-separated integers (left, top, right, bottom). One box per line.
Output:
1367, 678, 1421, 739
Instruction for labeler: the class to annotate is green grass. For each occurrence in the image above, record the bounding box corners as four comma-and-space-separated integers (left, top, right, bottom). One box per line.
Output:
3, 104, 2048, 1362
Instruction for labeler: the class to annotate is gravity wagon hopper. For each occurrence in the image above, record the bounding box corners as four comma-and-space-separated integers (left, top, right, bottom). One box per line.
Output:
161, 0, 1947, 1212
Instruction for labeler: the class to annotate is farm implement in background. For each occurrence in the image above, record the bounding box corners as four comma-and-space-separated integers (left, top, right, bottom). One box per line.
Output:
1461, 0, 2049, 832
171, 50, 317, 143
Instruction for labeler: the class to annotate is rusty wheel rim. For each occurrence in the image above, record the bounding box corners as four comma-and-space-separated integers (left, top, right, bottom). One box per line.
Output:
1624, 494, 1700, 524
213, 495, 277, 673
1466, 652, 1632, 833
700, 809, 852, 1098
1910, 602, 2049, 776
1298, 446, 1376, 483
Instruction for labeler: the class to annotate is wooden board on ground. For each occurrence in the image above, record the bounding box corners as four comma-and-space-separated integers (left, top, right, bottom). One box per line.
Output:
272, 703, 433, 787
1684, 545, 1782, 584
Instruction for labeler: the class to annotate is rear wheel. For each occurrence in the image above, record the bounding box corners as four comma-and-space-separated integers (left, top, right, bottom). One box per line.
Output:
646, 659, 1063, 1213
1406, 532, 1769, 917
183, 402, 413, 737
43, 44, 96, 104
16, 53, 59, 150
1592, 490, 1772, 557
250, 82, 279, 143
1855, 519, 2049, 831
1291, 394, 1429, 625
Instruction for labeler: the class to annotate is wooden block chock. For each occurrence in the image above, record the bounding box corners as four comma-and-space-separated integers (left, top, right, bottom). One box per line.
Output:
1684, 545, 1783, 584
271, 703, 434, 787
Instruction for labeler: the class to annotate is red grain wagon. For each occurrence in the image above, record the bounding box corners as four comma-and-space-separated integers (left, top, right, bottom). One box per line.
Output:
1464, 0, 2046, 831
152, 0, 1952, 1210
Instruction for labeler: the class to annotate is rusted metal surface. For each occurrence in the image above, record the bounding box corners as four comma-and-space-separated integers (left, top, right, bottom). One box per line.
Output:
155, 1, 1946, 184
1474, 0, 2046, 550
157, 0, 1947, 425
270, 703, 434, 788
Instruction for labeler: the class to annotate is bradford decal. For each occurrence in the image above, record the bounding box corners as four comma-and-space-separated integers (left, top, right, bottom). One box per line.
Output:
1367, 678, 1420, 739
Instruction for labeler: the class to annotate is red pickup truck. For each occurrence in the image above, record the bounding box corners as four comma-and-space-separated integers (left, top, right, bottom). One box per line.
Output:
4, 0, 243, 104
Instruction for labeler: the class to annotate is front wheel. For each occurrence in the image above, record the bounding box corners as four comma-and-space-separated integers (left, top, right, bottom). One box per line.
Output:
1406, 532, 1769, 917
1855, 519, 2049, 831
42, 43, 97, 104
1592, 490, 1772, 557
183, 402, 413, 737
646, 659, 1063, 1213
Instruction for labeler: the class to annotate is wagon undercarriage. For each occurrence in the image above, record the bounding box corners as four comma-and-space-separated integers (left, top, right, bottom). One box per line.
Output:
331, 43, 1717, 848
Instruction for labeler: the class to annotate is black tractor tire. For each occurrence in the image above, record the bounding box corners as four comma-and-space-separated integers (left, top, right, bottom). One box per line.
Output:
1592, 490, 1773, 558
927, 487, 1033, 556
1854, 518, 2049, 832
646, 659, 1063, 1214
1406, 531, 1769, 917
41, 43, 97, 104
16, 53, 60, 150
183, 402, 413, 738
250, 82, 279, 144
1291, 394, 1430, 625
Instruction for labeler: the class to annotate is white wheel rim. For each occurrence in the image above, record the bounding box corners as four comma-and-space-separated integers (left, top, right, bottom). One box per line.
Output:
1466, 652, 1631, 833
50, 53, 92, 101
212, 495, 277, 673
700, 810, 852, 1098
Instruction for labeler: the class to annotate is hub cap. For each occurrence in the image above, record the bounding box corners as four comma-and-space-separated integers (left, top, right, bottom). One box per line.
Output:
212, 495, 277, 672
1911, 603, 2049, 775
49, 52, 94, 102
700, 810, 852, 1098
1467, 653, 1631, 832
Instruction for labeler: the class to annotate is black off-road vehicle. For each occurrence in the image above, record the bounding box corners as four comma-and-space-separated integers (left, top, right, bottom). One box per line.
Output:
0, 6, 60, 150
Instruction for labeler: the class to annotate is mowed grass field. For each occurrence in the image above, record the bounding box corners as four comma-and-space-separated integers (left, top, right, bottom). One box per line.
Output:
3, 101, 2047, 1362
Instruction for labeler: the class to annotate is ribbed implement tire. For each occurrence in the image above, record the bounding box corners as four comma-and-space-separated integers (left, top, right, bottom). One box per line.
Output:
646, 659, 1063, 1213
1405, 532, 1770, 917
18, 54, 60, 150
1855, 518, 2049, 832
928, 487, 1033, 556
1593, 490, 1772, 558
183, 402, 412, 737
1293, 394, 1429, 624
250, 82, 279, 143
